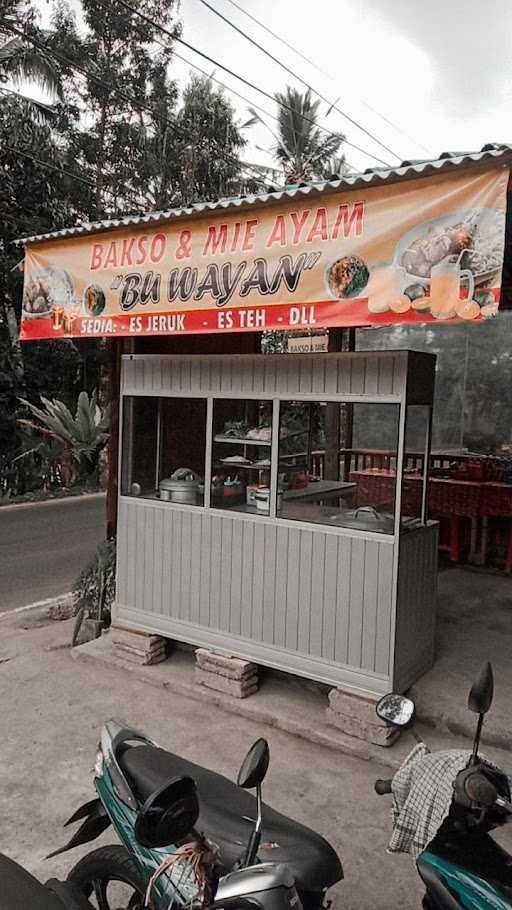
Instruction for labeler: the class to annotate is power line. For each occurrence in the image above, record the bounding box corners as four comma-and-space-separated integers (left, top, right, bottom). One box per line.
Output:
116, 0, 390, 168
217, 0, 433, 157
150, 41, 283, 175
3, 141, 96, 187
196, 0, 402, 163
171, 47, 359, 175
125, 0, 387, 165
159, 42, 356, 176
220, 0, 330, 80
4, 20, 281, 193
3, 140, 145, 211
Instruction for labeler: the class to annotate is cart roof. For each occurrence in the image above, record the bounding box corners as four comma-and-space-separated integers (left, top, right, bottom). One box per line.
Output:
16, 143, 512, 247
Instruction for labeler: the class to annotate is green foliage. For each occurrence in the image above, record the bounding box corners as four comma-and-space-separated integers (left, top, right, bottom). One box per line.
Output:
262, 330, 288, 353
49, 0, 181, 215
173, 75, 248, 204
18, 390, 111, 464
0, 92, 86, 488
357, 313, 512, 454
0, 2, 58, 85
72, 538, 116, 624
248, 86, 345, 185
23, 339, 81, 409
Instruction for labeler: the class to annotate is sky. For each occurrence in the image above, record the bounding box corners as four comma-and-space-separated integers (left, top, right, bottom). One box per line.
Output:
32, 0, 512, 176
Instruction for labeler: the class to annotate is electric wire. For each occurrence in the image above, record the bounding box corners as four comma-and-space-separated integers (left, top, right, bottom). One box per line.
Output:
157, 42, 352, 176
196, 0, 401, 162
3, 141, 96, 187
154, 38, 357, 174
3, 20, 283, 192
115, 0, 391, 167
0, 84, 57, 115
217, 0, 433, 156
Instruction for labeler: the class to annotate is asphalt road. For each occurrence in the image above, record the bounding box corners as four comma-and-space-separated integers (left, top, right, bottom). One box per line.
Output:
0, 494, 106, 611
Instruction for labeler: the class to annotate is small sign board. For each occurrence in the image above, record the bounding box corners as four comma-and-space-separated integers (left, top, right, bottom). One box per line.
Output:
287, 333, 329, 354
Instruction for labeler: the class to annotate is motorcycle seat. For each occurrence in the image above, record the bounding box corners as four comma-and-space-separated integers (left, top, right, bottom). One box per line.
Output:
118, 744, 343, 893
0, 853, 92, 910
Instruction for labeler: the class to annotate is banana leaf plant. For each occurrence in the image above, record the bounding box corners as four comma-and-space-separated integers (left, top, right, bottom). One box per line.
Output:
18, 391, 111, 487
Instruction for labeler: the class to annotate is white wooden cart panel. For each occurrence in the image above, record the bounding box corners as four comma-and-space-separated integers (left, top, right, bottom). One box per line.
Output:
116, 498, 396, 693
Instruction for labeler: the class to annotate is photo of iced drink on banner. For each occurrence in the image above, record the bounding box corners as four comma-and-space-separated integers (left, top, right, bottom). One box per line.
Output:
429, 255, 475, 319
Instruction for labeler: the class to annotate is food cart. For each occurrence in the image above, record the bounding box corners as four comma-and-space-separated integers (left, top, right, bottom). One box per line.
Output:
18, 145, 512, 698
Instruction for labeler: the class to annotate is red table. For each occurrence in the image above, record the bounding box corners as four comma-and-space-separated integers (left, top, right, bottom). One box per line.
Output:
349, 469, 512, 569
349, 470, 483, 561
480, 483, 512, 572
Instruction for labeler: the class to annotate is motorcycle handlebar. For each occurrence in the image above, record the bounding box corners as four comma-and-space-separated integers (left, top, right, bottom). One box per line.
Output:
374, 779, 392, 795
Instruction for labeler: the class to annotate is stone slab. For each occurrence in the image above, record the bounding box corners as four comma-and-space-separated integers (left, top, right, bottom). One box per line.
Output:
72, 633, 462, 770
114, 640, 166, 659
111, 626, 165, 652
327, 687, 395, 745
328, 688, 380, 723
195, 648, 257, 680
114, 642, 167, 665
325, 708, 399, 747
195, 667, 258, 698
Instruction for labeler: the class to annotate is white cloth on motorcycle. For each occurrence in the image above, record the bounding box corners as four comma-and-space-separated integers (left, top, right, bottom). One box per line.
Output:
119, 743, 343, 891
388, 744, 474, 858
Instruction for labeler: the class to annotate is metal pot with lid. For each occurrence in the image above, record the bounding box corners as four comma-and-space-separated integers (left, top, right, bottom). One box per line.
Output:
160, 468, 201, 503
332, 506, 395, 533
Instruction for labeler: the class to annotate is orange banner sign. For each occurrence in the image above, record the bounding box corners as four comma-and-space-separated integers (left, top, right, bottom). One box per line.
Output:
20, 165, 509, 340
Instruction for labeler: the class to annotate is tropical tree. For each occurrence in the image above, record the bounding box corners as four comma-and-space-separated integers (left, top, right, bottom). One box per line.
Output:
47, 0, 181, 217
18, 391, 111, 485
0, 0, 62, 115
172, 74, 249, 204
0, 93, 83, 483
248, 86, 345, 185
129, 71, 254, 211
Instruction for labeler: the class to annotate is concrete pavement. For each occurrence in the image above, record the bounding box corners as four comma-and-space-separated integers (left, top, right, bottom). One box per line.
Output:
0, 607, 424, 910
1, 566, 512, 908
0, 494, 105, 611
411, 566, 512, 750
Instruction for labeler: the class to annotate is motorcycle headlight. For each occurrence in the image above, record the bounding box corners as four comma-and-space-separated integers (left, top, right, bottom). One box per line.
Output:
94, 748, 104, 779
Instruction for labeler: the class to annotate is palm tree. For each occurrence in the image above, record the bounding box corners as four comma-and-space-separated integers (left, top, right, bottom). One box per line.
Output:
0, 1, 62, 114
247, 86, 345, 185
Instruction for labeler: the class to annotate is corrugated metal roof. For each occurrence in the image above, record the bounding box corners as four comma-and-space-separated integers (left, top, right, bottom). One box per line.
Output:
17, 143, 512, 246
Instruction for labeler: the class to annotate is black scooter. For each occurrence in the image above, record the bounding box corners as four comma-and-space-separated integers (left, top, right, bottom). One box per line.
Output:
0, 851, 93, 910
374, 661, 512, 910
53, 726, 342, 910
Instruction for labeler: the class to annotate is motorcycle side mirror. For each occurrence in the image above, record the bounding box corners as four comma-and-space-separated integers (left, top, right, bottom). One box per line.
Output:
376, 693, 416, 729
468, 662, 494, 715
468, 662, 494, 765
237, 739, 270, 790
135, 775, 199, 848
237, 739, 269, 869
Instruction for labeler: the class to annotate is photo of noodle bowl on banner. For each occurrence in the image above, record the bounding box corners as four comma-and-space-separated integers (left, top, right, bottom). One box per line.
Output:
20, 164, 509, 340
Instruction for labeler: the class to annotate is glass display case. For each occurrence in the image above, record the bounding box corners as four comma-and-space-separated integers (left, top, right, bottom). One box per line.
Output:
121, 395, 428, 535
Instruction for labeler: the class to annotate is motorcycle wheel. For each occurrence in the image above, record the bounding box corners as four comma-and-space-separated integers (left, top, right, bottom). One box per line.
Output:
68, 844, 146, 910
